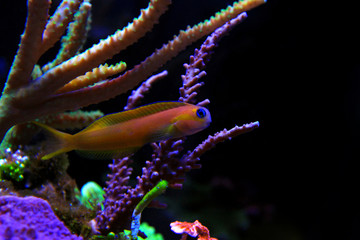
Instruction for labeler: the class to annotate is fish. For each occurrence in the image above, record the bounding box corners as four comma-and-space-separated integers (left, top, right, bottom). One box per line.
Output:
33, 102, 211, 160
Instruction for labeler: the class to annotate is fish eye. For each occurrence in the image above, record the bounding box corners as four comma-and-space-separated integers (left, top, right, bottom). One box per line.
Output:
196, 108, 206, 118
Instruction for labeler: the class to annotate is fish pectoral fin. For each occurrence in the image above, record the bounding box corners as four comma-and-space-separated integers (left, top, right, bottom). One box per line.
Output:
147, 125, 176, 143
75, 147, 139, 160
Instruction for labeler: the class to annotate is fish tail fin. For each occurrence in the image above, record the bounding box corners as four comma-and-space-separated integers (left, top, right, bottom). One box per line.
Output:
32, 122, 74, 160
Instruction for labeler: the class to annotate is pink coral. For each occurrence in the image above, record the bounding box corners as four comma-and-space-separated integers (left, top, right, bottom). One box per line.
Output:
170, 220, 218, 240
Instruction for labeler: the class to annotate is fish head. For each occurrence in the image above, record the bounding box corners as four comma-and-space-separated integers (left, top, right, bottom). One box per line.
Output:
171, 105, 211, 136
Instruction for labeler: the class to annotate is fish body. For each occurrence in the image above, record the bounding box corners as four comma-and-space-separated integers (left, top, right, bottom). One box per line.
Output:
34, 102, 211, 160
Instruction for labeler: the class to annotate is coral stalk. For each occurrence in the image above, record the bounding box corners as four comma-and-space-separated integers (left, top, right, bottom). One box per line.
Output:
131, 180, 168, 240
42, 0, 92, 72
4, 0, 50, 92
124, 70, 168, 111
40, 0, 84, 55
187, 122, 260, 161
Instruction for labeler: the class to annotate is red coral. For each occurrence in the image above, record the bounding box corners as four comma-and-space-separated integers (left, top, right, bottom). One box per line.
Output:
170, 220, 218, 240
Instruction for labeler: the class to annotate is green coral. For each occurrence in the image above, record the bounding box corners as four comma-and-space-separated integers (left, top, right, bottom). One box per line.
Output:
76, 181, 105, 210
90, 223, 163, 240
131, 180, 168, 240
139, 223, 164, 240
0, 148, 29, 182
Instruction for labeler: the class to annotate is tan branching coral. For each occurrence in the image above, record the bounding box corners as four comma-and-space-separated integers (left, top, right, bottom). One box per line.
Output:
0, 0, 266, 146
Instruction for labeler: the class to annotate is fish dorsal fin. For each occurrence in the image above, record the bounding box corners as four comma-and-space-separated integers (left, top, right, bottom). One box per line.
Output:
81, 102, 188, 132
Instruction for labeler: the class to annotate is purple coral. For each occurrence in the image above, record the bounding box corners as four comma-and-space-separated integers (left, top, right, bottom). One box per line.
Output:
95, 12, 258, 235
0, 195, 82, 240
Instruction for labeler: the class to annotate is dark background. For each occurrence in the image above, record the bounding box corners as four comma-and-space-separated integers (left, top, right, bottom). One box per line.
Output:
0, 0, 358, 239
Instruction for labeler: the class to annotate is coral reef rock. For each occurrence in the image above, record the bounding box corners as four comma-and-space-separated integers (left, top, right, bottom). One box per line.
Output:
0, 195, 82, 240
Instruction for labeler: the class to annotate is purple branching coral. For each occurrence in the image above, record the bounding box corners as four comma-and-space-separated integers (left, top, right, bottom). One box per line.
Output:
95, 12, 260, 235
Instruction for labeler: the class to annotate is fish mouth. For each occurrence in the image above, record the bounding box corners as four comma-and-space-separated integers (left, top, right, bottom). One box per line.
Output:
203, 121, 211, 129
193, 121, 211, 134
205, 115, 212, 127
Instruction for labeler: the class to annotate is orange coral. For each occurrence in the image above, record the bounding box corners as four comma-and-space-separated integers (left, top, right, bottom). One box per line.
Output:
170, 220, 218, 240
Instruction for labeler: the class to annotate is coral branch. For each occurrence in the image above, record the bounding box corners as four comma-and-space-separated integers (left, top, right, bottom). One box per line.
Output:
56, 62, 127, 94
130, 180, 168, 240
39, 0, 265, 114
124, 70, 168, 111
26, 0, 172, 101
95, 157, 134, 233
42, 0, 92, 72
187, 122, 260, 161
40, 0, 83, 54
180, 12, 248, 104
38, 110, 103, 130
4, 0, 50, 92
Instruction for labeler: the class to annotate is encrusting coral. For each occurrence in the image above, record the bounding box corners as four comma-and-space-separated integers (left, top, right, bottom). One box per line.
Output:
0, 0, 266, 239
0, 195, 83, 240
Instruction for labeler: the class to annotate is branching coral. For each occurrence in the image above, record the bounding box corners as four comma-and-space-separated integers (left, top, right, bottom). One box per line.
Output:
0, 0, 265, 145
95, 11, 260, 236
0, 0, 266, 239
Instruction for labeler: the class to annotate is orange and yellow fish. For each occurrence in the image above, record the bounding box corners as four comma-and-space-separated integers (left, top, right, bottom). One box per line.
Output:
33, 102, 211, 160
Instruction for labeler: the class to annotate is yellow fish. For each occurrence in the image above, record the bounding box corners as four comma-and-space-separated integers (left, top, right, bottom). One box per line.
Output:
33, 102, 211, 160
